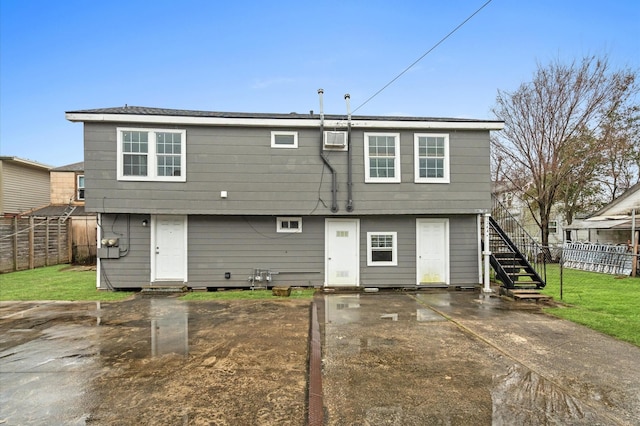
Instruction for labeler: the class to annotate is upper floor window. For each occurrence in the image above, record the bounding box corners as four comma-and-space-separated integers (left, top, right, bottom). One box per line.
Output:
117, 128, 186, 182
271, 131, 298, 148
414, 133, 449, 183
364, 133, 401, 183
77, 175, 85, 201
549, 220, 558, 234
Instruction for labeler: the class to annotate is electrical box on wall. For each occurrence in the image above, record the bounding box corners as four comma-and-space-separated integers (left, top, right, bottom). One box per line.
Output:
97, 247, 120, 259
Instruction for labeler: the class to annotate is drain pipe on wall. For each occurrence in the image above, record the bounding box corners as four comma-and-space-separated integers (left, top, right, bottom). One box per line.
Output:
345, 93, 354, 212
318, 89, 339, 213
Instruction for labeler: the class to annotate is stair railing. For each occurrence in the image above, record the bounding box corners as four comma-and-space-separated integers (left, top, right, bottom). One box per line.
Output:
490, 195, 548, 284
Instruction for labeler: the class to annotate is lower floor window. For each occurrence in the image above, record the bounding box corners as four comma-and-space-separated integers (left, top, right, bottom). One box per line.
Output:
277, 217, 302, 233
367, 232, 397, 266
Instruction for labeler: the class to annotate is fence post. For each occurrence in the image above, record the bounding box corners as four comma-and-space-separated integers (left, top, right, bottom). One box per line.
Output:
45, 219, 50, 266
483, 213, 492, 293
12, 216, 18, 272
28, 216, 35, 270
68, 219, 73, 264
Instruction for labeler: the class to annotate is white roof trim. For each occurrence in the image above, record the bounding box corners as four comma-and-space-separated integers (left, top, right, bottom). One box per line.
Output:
65, 112, 505, 130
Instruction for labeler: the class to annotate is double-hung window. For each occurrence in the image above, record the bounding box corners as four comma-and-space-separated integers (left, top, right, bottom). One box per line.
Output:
117, 128, 186, 181
77, 175, 85, 201
364, 133, 401, 183
367, 232, 398, 266
414, 133, 449, 183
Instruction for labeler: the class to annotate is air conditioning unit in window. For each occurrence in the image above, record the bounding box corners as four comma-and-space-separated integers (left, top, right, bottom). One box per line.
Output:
323, 131, 348, 150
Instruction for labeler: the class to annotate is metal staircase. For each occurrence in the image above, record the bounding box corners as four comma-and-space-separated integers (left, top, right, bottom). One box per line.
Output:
488, 196, 547, 289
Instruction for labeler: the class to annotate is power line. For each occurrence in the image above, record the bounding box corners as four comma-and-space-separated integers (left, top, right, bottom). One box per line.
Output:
352, 0, 494, 114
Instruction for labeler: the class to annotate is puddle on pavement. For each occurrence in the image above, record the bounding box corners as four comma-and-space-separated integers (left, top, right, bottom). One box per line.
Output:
320, 292, 629, 425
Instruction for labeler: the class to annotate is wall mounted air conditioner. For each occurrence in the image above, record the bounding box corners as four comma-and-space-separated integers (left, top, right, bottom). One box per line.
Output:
323, 131, 348, 151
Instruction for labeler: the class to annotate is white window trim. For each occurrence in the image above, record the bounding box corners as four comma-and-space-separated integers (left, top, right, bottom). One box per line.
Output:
271, 131, 298, 148
277, 217, 302, 233
364, 132, 401, 183
117, 127, 187, 182
367, 231, 398, 266
414, 133, 450, 183
77, 174, 85, 201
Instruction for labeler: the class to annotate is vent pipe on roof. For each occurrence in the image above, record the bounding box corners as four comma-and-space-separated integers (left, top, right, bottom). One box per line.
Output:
318, 89, 338, 213
345, 93, 354, 212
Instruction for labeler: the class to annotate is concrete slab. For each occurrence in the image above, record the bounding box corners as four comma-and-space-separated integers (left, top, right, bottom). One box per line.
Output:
1, 291, 639, 425
319, 291, 640, 425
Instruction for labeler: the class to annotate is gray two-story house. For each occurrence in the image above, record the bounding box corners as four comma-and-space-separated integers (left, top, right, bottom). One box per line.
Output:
65, 105, 503, 290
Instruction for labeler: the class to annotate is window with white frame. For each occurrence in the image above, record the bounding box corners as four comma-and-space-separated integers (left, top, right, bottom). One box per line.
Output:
277, 217, 302, 233
549, 220, 558, 234
271, 131, 298, 148
117, 128, 186, 181
367, 232, 398, 266
364, 133, 401, 183
414, 133, 449, 183
77, 175, 85, 201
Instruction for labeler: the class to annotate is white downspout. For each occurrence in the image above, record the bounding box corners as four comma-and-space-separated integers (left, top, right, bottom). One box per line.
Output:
483, 213, 492, 293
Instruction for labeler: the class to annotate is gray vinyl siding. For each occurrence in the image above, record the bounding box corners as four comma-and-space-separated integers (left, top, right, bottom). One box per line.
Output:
359, 215, 480, 287
84, 123, 491, 216
99, 214, 151, 288
97, 213, 480, 289
0, 161, 50, 215
188, 216, 325, 288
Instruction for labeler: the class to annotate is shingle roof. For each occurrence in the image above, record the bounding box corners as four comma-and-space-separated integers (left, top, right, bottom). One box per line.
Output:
65, 105, 501, 124
24, 205, 92, 217
53, 161, 84, 172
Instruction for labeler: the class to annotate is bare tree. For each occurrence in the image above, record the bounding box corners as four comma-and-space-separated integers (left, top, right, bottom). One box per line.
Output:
597, 104, 640, 202
492, 55, 638, 246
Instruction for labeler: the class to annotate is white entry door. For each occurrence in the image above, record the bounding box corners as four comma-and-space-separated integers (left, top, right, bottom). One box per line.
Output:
152, 215, 187, 282
325, 219, 360, 286
416, 218, 449, 285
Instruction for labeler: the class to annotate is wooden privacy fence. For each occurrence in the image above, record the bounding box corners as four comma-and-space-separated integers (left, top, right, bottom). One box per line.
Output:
0, 217, 71, 273
562, 242, 636, 276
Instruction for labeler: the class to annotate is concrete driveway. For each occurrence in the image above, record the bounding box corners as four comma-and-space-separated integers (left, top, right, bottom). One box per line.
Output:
1, 290, 639, 425
319, 290, 640, 425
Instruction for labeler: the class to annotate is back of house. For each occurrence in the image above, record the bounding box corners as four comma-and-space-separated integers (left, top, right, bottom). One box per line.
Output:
66, 105, 503, 290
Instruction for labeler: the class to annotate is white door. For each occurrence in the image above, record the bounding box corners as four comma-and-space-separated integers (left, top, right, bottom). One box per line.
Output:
416, 218, 449, 285
325, 219, 359, 286
152, 215, 187, 282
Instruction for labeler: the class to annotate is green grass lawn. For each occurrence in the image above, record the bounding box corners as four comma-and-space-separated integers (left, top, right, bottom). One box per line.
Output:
0, 265, 132, 301
0, 265, 316, 302
541, 265, 640, 347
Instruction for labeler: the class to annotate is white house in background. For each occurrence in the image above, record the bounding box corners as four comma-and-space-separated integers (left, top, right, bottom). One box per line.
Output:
566, 181, 640, 245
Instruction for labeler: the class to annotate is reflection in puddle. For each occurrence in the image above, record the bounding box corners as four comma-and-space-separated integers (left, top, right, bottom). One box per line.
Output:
325, 295, 361, 324
492, 364, 599, 425
150, 299, 189, 357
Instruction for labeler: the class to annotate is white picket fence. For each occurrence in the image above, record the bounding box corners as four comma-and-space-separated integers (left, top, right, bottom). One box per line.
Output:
562, 242, 634, 276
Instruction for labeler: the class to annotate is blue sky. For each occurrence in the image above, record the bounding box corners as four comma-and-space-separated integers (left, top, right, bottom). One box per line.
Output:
1, 0, 638, 167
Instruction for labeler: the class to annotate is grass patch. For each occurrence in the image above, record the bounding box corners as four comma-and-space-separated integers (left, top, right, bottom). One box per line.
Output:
0, 265, 132, 301
180, 288, 316, 301
540, 265, 640, 347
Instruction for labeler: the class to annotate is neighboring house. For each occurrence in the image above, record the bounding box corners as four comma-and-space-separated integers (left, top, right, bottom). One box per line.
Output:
0, 156, 51, 216
492, 181, 588, 245
26, 162, 97, 264
65, 105, 504, 290
566, 181, 640, 244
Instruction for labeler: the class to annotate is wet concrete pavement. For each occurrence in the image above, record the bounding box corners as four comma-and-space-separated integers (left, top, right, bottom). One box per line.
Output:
1, 291, 639, 425
320, 291, 640, 425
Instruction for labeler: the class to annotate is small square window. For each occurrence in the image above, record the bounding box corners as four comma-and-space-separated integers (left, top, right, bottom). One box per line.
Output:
367, 232, 397, 266
271, 131, 298, 148
277, 217, 302, 233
